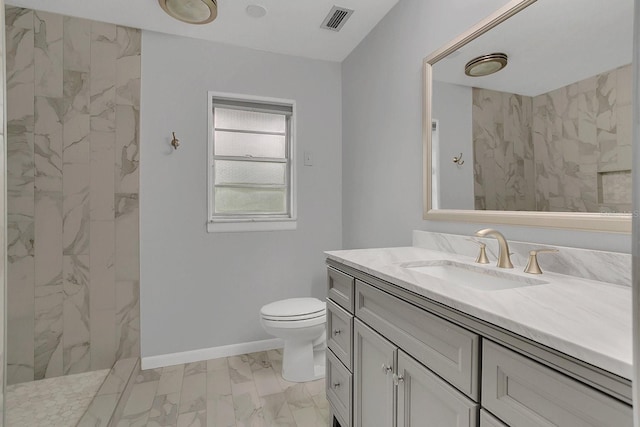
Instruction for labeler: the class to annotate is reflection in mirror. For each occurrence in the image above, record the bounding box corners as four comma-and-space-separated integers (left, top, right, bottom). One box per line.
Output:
430, 0, 633, 213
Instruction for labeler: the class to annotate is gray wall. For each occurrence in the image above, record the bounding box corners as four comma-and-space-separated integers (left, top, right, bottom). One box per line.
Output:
342, 0, 631, 254
140, 31, 342, 357
432, 81, 473, 210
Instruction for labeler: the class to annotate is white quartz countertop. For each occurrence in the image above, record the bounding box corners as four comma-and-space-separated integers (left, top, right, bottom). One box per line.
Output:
325, 246, 632, 380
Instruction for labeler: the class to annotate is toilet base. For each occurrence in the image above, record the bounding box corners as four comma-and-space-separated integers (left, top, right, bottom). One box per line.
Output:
281, 339, 326, 383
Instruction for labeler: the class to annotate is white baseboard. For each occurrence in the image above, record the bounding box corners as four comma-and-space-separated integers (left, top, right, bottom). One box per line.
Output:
141, 338, 284, 370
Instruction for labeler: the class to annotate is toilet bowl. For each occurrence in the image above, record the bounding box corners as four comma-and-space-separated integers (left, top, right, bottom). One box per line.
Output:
260, 298, 326, 383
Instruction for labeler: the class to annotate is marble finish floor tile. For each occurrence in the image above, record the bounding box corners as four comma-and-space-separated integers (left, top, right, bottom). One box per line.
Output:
6, 368, 109, 427
115, 349, 329, 427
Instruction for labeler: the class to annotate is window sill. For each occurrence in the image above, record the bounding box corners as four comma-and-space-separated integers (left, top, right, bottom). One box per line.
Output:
207, 219, 297, 233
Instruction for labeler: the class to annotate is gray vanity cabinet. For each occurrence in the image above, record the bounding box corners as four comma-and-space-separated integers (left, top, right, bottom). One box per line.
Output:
326, 262, 633, 427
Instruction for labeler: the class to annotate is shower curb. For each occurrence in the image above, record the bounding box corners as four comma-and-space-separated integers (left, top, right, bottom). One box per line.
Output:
76, 358, 140, 427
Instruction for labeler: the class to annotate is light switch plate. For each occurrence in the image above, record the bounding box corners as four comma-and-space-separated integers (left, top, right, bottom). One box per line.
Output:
304, 151, 313, 166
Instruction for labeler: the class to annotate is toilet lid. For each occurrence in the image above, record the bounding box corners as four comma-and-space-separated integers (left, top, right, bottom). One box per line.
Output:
260, 298, 325, 320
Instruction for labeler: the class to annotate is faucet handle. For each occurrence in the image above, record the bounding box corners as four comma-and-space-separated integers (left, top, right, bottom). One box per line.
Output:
524, 249, 559, 274
466, 239, 490, 264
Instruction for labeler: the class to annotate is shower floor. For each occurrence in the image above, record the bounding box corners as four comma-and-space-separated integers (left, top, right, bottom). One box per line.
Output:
6, 369, 110, 427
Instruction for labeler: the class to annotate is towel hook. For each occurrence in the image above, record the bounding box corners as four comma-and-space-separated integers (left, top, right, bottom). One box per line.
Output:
452, 152, 464, 166
171, 132, 180, 150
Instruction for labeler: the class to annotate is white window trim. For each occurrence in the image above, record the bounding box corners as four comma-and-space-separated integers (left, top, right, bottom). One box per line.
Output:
207, 91, 297, 233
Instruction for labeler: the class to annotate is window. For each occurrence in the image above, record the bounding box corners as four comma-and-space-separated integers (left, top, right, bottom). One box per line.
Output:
208, 93, 296, 232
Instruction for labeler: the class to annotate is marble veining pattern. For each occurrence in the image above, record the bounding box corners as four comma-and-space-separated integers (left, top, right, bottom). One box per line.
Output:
0, 3, 7, 424
34, 11, 63, 98
327, 233, 632, 379
114, 350, 329, 427
473, 88, 534, 211
6, 5, 141, 385
413, 230, 630, 287
473, 64, 632, 212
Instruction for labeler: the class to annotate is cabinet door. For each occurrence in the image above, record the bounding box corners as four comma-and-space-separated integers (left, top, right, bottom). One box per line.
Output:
354, 319, 396, 427
396, 350, 478, 427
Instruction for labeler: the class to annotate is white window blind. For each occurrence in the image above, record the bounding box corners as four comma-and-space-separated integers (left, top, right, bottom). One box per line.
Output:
209, 96, 295, 228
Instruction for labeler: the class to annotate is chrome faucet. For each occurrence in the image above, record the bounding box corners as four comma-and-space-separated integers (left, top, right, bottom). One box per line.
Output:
474, 228, 513, 269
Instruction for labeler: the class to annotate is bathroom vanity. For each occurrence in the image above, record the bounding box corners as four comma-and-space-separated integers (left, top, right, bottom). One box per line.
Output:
324, 240, 633, 427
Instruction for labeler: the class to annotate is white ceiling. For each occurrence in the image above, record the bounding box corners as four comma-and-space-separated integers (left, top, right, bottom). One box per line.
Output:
432, 0, 634, 96
5, 0, 399, 62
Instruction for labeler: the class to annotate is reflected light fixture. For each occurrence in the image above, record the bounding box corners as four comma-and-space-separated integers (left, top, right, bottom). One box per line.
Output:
246, 4, 267, 18
465, 53, 508, 77
159, 0, 218, 24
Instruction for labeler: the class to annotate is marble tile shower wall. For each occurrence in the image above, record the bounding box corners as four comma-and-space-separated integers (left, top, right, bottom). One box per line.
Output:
532, 64, 632, 212
0, 2, 6, 424
472, 89, 535, 211
473, 64, 632, 212
5, 6, 141, 385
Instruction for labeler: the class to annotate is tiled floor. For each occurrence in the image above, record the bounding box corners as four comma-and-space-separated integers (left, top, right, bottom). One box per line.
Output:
6, 369, 110, 427
116, 349, 329, 426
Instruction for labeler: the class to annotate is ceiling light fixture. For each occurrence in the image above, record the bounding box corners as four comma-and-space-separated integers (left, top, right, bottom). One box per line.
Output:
246, 5, 267, 18
159, 0, 218, 25
464, 53, 508, 77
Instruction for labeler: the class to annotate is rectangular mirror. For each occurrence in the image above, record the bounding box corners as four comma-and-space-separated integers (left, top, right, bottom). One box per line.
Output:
423, 0, 633, 232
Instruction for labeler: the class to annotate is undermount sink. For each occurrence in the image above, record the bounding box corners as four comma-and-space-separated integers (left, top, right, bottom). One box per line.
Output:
399, 260, 548, 291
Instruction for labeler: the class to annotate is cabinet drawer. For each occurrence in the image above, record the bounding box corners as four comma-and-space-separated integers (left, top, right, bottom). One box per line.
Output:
482, 340, 632, 427
355, 280, 480, 400
327, 349, 352, 427
480, 410, 507, 427
327, 299, 353, 370
328, 267, 355, 313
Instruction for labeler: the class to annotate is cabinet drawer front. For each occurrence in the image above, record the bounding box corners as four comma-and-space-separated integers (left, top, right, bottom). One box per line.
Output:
355, 280, 479, 399
327, 299, 353, 370
480, 410, 508, 427
327, 349, 352, 427
397, 350, 478, 427
482, 340, 632, 427
328, 267, 355, 313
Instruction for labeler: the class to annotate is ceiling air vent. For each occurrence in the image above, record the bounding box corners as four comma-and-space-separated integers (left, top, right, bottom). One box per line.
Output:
321, 6, 354, 32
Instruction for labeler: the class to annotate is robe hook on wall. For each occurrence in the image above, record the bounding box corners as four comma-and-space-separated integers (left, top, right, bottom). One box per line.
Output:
452, 152, 464, 166
171, 132, 180, 150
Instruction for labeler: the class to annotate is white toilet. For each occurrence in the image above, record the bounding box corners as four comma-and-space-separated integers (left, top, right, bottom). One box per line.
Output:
260, 297, 326, 382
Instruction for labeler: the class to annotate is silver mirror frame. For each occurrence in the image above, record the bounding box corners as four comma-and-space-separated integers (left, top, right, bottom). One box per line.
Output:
422, 0, 632, 233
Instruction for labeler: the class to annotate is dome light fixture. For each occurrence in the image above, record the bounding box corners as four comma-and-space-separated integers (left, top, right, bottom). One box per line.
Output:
464, 53, 508, 77
159, 0, 218, 25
